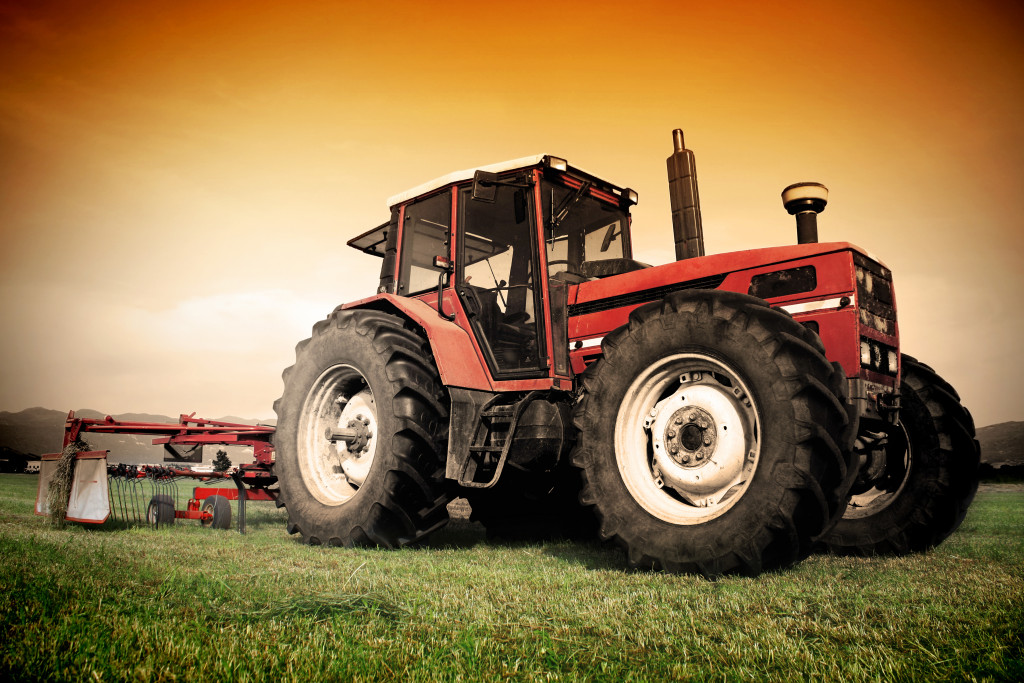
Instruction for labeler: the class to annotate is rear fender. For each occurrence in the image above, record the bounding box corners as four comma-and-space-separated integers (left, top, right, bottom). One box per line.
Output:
341, 293, 492, 390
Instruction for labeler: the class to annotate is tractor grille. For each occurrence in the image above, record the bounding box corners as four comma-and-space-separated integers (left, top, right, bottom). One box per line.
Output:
853, 253, 896, 337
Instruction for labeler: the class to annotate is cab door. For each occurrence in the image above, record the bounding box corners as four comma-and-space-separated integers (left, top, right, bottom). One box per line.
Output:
456, 180, 548, 379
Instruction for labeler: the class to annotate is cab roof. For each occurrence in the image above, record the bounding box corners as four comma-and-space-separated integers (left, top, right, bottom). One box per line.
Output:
386, 154, 546, 208
349, 154, 637, 258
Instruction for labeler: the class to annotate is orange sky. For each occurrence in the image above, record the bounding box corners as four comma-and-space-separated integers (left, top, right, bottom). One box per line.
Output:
1, 0, 1022, 426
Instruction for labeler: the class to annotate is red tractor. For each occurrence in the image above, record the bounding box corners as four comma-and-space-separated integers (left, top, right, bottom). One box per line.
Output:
272, 130, 979, 576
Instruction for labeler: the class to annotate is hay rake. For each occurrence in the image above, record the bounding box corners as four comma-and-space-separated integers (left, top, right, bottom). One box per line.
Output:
36, 411, 277, 534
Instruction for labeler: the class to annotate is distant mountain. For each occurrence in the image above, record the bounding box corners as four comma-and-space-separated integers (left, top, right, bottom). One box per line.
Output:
976, 421, 1024, 467
0, 408, 70, 456
0, 407, 274, 465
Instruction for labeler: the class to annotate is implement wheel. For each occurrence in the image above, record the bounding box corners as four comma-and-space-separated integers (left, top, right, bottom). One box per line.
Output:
821, 355, 979, 554
201, 494, 232, 530
571, 290, 854, 576
146, 494, 175, 528
273, 309, 450, 547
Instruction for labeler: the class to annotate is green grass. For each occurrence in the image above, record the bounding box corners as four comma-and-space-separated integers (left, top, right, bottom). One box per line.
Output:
2, 473, 1022, 681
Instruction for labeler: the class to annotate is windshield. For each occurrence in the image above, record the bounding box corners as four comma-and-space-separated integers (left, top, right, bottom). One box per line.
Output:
541, 179, 629, 279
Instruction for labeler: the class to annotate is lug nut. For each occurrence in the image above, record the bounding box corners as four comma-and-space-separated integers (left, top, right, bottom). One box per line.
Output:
681, 454, 691, 463
695, 453, 704, 461
667, 429, 676, 438
669, 444, 679, 455
703, 436, 712, 446
674, 416, 683, 425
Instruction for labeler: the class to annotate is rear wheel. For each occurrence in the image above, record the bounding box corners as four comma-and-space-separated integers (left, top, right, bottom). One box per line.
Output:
571, 290, 853, 576
821, 355, 979, 554
273, 309, 451, 547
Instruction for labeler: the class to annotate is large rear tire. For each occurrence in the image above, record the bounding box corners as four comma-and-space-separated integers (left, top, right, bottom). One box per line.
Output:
821, 355, 979, 554
273, 309, 451, 547
571, 290, 853, 576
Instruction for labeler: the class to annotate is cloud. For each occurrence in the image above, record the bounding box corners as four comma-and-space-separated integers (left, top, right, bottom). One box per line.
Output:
0, 285, 340, 419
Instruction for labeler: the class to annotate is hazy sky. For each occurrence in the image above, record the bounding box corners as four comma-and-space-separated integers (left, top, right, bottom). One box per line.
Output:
1, 0, 1022, 427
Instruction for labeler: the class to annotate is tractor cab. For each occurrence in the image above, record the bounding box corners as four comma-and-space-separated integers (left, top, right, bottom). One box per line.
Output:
348, 155, 640, 382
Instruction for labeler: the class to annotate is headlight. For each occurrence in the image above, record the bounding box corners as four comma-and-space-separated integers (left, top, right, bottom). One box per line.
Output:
859, 337, 899, 377
546, 156, 568, 172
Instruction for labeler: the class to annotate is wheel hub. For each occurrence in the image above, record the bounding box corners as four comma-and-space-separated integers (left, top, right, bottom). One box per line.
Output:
332, 393, 376, 488
297, 366, 378, 506
642, 368, 757, 509
327, 415, 372, 454
662, 406, 717, 467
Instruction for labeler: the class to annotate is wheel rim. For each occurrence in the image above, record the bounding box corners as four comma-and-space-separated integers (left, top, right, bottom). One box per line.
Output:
614, 353, 760, 524
297, 364, 378, 506
843, 425, 911, 519
201, 500, 213, 527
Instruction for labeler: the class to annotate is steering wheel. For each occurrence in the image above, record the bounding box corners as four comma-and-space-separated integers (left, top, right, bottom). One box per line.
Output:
520, 260, 575, 289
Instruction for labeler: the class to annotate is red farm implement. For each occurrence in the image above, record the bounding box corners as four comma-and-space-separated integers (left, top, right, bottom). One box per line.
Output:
35, 411, 277, 533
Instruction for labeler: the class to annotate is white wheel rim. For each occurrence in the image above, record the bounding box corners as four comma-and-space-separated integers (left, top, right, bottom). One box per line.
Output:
844, 424, 911, 519
297, 364, 378, 506
614, 353, 760, 524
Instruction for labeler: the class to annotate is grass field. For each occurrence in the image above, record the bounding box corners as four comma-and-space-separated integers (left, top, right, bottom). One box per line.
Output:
1, 473, 1022, 682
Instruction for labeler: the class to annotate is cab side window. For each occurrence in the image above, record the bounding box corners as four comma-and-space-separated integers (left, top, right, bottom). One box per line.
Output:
397, 191, 452, 296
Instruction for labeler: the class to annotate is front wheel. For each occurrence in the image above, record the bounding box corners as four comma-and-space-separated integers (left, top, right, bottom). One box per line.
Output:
820, 355, 979, 554
571, 290, 853, 576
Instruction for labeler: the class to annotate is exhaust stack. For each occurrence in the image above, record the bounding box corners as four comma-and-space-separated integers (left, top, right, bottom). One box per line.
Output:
667, 129, 705, 260
782, 182, 828, 244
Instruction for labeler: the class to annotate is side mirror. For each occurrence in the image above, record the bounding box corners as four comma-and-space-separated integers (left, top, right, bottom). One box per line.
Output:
472, 170, 498, 203
433, 255, 456, 322
600, 221, 620, 252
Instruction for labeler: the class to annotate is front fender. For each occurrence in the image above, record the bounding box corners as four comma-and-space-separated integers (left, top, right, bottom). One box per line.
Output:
341, 293, 492, 391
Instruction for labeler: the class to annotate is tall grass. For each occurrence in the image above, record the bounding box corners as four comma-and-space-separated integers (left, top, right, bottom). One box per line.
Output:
1, 473, 1021, 681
